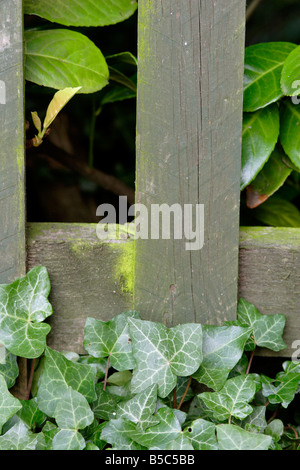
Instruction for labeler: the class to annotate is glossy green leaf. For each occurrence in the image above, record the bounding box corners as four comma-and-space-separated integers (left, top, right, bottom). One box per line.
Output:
101, 418, 145, 450
237, 298, 287, 351
17, 398, 47, 430
244, 42, 296, 112
216, 424, 272, 450
128, 318, 203, 398
116, 384, 159, 431
128, 407, 182, 449
241, 104, 280, 190
24, 0, 137, 27
52, 429, 86, 450
0, 375, 22, 431
192, 325, 251, 391
83, 311, 140, 371
281, 45, 300, 96
36, 347, 97, 417
246, 146, 292, 208
265, 419, 284, 442
25, 29, 109, 94
91, 383, 122, 421
183, 419, 218, 450
0, 420, 38, 450
0, 350, 18, 388
241, 405, 268, 433
262, 369, 300, 408
280, 100, 300, 170
0, 266, 52, 358
54, 388, 94, 431
199, 375, 257, 422
254, 197, 300, 227
163, 435, 194, 450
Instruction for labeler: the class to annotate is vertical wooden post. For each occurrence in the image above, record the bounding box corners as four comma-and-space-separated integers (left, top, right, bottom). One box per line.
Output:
135, 0, 246, 325
0, 0, 26, 283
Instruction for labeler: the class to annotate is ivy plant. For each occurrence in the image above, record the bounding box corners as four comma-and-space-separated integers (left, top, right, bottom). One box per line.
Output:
0, 266, 299, 450
242, 41, 300, 226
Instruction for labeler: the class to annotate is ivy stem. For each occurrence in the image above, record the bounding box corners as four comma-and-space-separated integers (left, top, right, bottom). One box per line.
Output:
284, 425, 299, 439
26, 358, 36, 400
173, 387, 177, 409
177, 376, 192, 410
103, 355, 110, 391
246, 348, 255, 374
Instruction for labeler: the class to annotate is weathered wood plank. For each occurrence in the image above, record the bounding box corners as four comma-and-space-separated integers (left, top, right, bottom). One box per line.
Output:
27, 223, 299, 357
134, 0, 246, 325
239, 227, 300, 358
0, 0, 26, 283
26, 223, 133, 353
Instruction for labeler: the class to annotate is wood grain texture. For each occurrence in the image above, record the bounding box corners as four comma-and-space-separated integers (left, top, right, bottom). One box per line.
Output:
239, 227, 300, 357
0, 0, 26, 283
134, 0, 246, 326
26, 223, 134, 353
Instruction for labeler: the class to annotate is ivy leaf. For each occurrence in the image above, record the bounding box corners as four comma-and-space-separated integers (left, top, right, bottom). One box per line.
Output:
0, 375, 22, 431
116, 384, 160, 431
162, 435, 194, 450
243, 42, 297, 112
192, 325, 251, 391
246, 146, 292, 209
216, 424, 272, 450
91, 383, 122, 421
17, 398, 47, 430
25, 29, 109, 94
128, 407, 182, 449
24, 0, 138, 27
241, 405, 268, 433
183, 419, 218, 450
0, 266, 52, 358
101, 418, 145, 450
128, 318, 203, 398
83, 311, 140, 371
281, 45, 300, 96
241, 104, 280, 190
199, 375, 257, 422
237, 298, 287, 351
280, 100, 300, 170
262, 369, 300, 408
0, 420, 39, 450
0, 350, 19, 388
54, 388, 94, 431
36, 347, 97, 417
52, 429, 86, 451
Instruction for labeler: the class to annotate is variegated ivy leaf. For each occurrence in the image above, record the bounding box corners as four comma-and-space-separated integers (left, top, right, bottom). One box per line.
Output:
0, 375, 22, 431
0, 350, 19, 388
0, 266, 53, 358
0, 420, 38, 450
192, 325, 251, 391
17, 398, 47, 430
91, 382, 122, 421
36, 347, 97, 417
183, 418, 218, 450
216, 424, 272, 450
116, 384, 160, 431
128, 318, 203, 398
199, 374, 257, 422
83, 311, 140, 371
54, 388, 94, 431
52, 429, 86, 451
237, 298, 287, 351
262, 368, 300, 408
101, 418, 146, 450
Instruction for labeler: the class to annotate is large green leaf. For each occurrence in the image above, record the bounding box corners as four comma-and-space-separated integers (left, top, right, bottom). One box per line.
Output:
128, 319, 203, 398
36, 347, 97, 417
0, 420, 38, 450
25, 29, 109, 94
52, 429, 86, 450
241, 104, 280, 190
0, 375, 22, 431
183, 419, 218, 450
192, 325, 251, 391
280, 100, 300, 170
54, 388, 94, 431
216, 424, 272, 450
236, 298, 287, 352
254, 197, 300, 227
24, 0, 137, 27
246, 146, 292, 208
0, 266, 52, 358
199, 375, 257, 422
83, 311, 140, 371
243, 42, 296, 112
281, 45, 300, 96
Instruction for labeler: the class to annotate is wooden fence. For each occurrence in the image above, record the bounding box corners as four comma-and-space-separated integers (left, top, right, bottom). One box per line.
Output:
1, 0, 299, 358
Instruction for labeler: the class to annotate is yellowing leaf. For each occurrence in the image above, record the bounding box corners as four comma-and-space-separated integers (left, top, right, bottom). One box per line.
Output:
31, 111, 42, 133
43, 87, 81, 131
